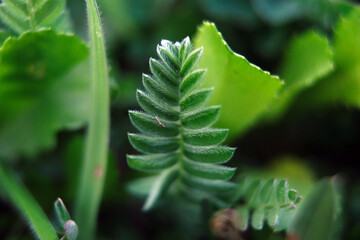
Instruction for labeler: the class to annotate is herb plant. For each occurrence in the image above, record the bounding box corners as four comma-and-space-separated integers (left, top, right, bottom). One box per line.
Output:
127, 37, 236, 210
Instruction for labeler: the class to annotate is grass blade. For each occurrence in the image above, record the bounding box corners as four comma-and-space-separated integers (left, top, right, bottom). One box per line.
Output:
75, 0, 110, 239
0, 163, 58, 240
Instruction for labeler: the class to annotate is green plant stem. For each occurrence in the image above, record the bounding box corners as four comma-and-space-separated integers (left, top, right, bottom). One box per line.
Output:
75, 0, 110, 239
25, 0, 36, 31
0, 162, 58, 240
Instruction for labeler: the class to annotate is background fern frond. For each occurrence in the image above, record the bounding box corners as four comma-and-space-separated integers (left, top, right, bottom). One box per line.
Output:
127, 37, 236, 211
229, 177, 302, 231
0, 0, 71, 34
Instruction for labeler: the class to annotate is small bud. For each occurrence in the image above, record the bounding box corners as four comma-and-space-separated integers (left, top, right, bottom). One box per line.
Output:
65, 220, 79, 240
54, 198, 71, 227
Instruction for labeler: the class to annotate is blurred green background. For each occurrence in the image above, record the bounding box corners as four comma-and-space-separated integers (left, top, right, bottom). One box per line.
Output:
1, 0, 360, 239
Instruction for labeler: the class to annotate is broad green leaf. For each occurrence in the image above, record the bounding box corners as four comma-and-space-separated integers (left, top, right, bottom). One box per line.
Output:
0, 30, 89, 159
265, 31, 334, 121
0, 30, 88, 81
288, 178, 342, 240
299, 8, 360, 108
334, 8, 360, 68
194, 22, 282, 138
0, 29, 11, 44
0, 0, 72, 34
0, 162, 58, 240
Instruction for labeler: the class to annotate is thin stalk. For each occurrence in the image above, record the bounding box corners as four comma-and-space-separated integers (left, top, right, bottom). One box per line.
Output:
0, 162, 58, 240
74, 0, 110, 239
25, 0, 36, 31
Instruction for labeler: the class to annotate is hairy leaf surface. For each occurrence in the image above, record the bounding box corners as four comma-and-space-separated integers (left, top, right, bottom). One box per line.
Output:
127, 37, 236, 210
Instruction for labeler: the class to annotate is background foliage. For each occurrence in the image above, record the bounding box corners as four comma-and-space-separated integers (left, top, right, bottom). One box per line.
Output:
0, 0, 360, 239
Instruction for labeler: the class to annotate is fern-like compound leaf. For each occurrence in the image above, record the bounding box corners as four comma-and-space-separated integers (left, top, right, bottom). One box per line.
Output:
127, 37, 236, 211
0, 0, 71, 34
231, 177, 302, 231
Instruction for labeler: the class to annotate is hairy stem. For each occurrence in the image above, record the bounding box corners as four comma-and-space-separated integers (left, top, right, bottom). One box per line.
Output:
0, 162, 58, 240
75, 0, 110, 239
